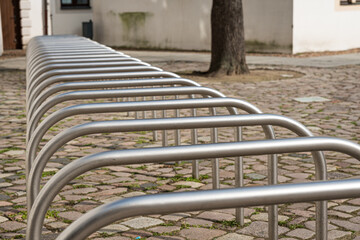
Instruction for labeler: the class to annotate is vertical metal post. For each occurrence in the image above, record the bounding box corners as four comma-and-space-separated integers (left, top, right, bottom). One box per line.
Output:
235, 126, 244, 225
152, 95, 158, 142
210, 107, 219, 189
191, 95, 199, 179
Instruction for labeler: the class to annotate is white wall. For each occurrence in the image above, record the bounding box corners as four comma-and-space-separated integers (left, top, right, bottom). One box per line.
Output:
243, 0, 293, 52
293, 0, 360, 53
92, 0, 293, 52
20, 0, 44, 47
93, 0, 212, 50
50, 0, 93, 36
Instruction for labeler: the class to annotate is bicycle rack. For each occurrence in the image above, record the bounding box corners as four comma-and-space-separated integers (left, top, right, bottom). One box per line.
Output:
26, 113, 326, 237
25, 35, 356, 239
26, 136, 360, 240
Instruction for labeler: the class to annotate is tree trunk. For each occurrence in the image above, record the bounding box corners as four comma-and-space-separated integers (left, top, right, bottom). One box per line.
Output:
207, 0, 249, 76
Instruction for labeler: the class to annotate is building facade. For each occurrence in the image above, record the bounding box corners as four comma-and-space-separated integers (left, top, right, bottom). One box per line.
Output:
1, 0, 360, 54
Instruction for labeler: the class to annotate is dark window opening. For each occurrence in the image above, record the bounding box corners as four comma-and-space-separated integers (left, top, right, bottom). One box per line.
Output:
340, 0, 360, 5
61, 0, 91, 9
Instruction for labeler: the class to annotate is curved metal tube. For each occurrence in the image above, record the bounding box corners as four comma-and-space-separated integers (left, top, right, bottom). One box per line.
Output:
28, 57, 137, 80
28, 66, 163, 96
28, 51, 119, 70
29, 60, 149, 85
28, 48, 117, 64
29, 57, 143, 79
28, 48, 113, 64
27, 86, 226, 142
27, 136, 358, 240
28, 78, 201, 119
28, 53, 124, 71
27, 71, 181, 107
27, 114, 323, 213
56, 178, 360, 240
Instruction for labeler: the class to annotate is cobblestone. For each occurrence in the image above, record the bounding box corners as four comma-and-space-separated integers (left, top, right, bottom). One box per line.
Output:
1, 57, 360, 239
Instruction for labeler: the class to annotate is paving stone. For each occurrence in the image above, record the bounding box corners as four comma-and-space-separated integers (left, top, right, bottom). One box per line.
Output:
304, 221, 337, 231
4, 166, 22, 172
73, 200, 99, 212
121, 217, 164, 229
333, 205, 360, 213
285, 173, 311, 179
347, 198, 360, 205
0, 221, 26, 231
88, 187, 127, 197
328, 210, 353, 219
122, 191, 146, 198
0, 201, 12, 207
60, 187, 98, 195
140, 182, 158, 190
289, 209, 314, 218
147, 236, 185, 240
100, 196, 123, 204
46, 221, 69, 230
293, 96, 330, 103
122, 229, 153, 238
172, 181, 204, 188
250, 212, 289, 222
349, 216, 360, 223
0, 173, 14, 178
99, 224, 129, 233
58, 211, 83, 221
286, 228, 315, 239
197, 211, 234, 221
160, 213, 191, 221
179, 227, 226, 240
93, 237, 131, 240
330, 219, 360, 231
0, 216, 8, 223
158, 184, 176, 192
328, 230, 352, 239
287, 202, 313, 210
237, 221, 289, 238
182, 218, 214, 227
0, 183, 13, 188
62, 194, 87, 201
0, 194, 11, 201
148, 226, 181, 233
5, 150, 25, 156
135, 175, 158, 182
216, 233, 254, 240
245, 173, 266, 180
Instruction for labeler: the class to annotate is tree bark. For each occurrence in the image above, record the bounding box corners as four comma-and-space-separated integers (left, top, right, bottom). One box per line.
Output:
207, 0, 249, 76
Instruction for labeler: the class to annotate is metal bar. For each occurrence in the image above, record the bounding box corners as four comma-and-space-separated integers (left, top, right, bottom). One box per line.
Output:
28, 66, 164, 96
27, 78, 200, 122
27, 86, 226, 143
27, 71, 181, 108
55, 178, 360, 240
235, 125, 244, 225
27, 114, 323, 210
27, 136, 359, 240
28, 57, 139, 79
29, 60, 148, 83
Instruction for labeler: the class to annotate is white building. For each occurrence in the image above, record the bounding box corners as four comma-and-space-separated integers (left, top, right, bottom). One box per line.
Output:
1, 0, 360, 54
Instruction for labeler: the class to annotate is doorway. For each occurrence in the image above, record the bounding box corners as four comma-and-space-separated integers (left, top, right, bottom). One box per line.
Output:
0, 0, 22, 50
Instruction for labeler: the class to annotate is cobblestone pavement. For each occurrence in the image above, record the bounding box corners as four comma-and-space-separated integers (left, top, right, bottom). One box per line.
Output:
0, 61, 360, 240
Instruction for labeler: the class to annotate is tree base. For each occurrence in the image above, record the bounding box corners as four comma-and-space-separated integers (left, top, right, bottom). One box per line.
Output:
193, 65, 250, 78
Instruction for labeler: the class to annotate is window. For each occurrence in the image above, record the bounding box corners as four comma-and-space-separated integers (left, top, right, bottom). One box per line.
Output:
61, 0, 91, 9
340, 0, 360, 5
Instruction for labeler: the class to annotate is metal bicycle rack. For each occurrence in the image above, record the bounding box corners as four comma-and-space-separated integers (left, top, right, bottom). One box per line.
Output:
25, 35, 358, 240
27, 136, 360, 240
